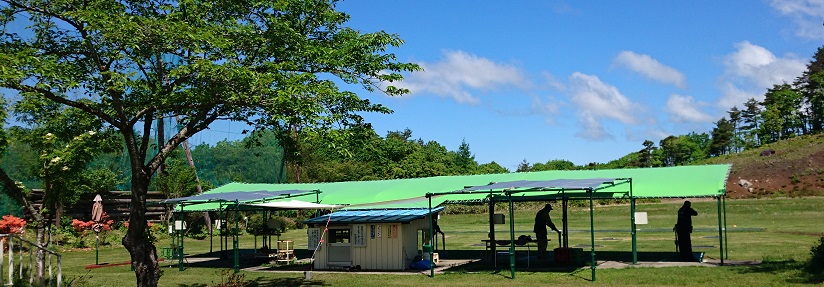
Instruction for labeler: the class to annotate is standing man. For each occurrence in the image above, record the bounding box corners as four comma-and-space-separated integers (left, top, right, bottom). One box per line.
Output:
534, 203, 561, 259
675, 201, 699, 261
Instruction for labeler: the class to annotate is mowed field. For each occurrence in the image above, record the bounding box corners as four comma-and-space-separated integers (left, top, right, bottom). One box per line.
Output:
12, 197, 824, 286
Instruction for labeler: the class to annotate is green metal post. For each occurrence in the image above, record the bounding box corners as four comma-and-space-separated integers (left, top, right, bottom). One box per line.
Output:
717, 196, 724, 266
508, 192, 515, 279
95, 234, 99, 265
630, 178, 636, 264
589, 189, 596, 281
234, 202, 240, 272
723, 195, 728, 259
488, 197, 496, 264
179, 204, 184, 271
428, 194, 434, 278
631, 197, 637, 264
210, 209, 213, 254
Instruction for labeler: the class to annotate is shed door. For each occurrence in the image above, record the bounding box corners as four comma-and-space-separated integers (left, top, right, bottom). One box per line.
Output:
327, 228, 351, 264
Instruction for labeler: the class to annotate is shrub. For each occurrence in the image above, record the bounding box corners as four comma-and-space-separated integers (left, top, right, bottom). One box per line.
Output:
0, 215, 26, 234
806, 236, 824, 281
210, 269, 248, 287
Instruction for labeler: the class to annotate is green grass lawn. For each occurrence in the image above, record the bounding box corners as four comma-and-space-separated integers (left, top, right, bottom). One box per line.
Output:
8, 197, 824, 286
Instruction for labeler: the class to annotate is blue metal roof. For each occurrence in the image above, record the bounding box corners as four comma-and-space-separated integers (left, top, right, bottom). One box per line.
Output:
304, 207, 445, 224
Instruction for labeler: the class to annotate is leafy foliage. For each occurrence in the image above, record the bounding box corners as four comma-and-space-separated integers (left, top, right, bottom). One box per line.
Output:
1, 0, 420, 283
806, 236, 824, 282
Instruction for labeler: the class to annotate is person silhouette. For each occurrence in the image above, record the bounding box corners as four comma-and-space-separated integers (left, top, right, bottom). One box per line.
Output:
675, 201, 698, 261
534, 204, 560, 259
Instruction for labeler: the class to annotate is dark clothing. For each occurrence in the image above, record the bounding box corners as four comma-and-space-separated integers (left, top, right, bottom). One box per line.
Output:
534, 206, 559, 259
676, 204, 698, 261
533, 208, 557, 233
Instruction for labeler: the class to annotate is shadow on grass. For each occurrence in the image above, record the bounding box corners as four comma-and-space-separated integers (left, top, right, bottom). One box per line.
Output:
735, 259, 822, 284
247, 276, 328, 287
567, 267, 593, 282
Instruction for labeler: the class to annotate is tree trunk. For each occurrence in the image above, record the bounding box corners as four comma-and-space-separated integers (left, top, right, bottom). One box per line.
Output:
54, 200, 63, 230
122, 173, 160, 287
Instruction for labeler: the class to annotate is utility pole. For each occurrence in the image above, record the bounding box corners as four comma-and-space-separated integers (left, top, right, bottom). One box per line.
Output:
176, 115, 212, 233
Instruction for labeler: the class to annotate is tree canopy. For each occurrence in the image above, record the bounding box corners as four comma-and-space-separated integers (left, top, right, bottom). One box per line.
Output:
0, 0, 418, 285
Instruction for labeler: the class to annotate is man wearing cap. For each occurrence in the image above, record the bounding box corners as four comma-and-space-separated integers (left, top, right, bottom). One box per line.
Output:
534, 204, 560, 259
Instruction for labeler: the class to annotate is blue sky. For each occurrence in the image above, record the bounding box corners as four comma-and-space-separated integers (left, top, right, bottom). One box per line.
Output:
6, 0, 821, 171
202, 0, 824, 170
312, 0, 824, 169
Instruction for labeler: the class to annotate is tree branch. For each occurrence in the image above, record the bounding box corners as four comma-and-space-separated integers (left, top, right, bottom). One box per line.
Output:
0, 167, 44, 224
11, 83, 122, 128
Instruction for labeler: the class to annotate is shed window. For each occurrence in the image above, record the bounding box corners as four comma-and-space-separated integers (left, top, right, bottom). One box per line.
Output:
329, 229, 350, 243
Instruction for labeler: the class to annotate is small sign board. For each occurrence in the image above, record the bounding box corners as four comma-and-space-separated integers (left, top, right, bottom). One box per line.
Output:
308, 228, 321, 249
353, 224, 367, 247
634, 212, 648, 225
492, 214, 505, 224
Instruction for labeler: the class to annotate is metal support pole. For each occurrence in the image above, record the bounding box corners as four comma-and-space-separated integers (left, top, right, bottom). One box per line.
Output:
428, 194, 434, 278
723, 195, 728, 259
562, 194, 569, 248
179, 204, 185, 271
508, 192, 515, 279
589, 189, 596, 282
210, 211, 214, 254
95, 234, 99, 265
631, 197, 637, 264
234, 202, 240, 272
630, 178, 637, 264
717, 196, 724, 266
171, 208, 176, 265
488, 197, 495, 264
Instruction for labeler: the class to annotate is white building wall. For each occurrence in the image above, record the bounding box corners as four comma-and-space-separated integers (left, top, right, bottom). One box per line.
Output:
308, 218, 435, 270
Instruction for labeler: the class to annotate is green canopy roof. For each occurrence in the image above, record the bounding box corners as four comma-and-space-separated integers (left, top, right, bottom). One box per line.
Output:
174, 164, 729, 211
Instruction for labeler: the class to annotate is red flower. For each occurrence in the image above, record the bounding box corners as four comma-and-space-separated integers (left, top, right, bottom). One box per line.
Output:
0, 215, 27, 234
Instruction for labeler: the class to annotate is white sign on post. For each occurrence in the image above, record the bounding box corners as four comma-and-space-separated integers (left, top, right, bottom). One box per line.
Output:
634, 212, 648, 225
174, 220, 187, 230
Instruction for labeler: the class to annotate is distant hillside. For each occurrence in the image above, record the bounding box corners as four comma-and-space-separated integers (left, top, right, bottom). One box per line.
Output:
703, 133, 824, 198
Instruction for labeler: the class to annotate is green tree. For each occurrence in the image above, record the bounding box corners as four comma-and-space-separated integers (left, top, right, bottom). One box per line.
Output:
11, 97, 121, 229
659, 133, 707, 166
727, 106, 744, 153
516, 159, 531, 172
452, 139, 477, 175
638, 140, 657, 167
741, 98, 763, 148
760, 83, 803, 143
0, 99, 118, 285
477, 161, 509, 174
532, 159, 577, 171
709, 117, 734, 156
796, 46, 824, 133
0, 1, 418, 285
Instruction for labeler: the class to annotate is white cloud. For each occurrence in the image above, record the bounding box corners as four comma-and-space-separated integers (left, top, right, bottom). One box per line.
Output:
770, 0, 824, 40
542, 71, 566, 91
613, 51, 687, 88
718, 82, 761, 109
568, 72, 643, 140
718, 41, 806, 108
529, 94, 561, 124
666, 94, 715, 123
396, 50, 529, 104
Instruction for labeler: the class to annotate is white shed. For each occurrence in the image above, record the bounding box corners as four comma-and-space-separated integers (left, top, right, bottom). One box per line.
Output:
305, 207, 444, 270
